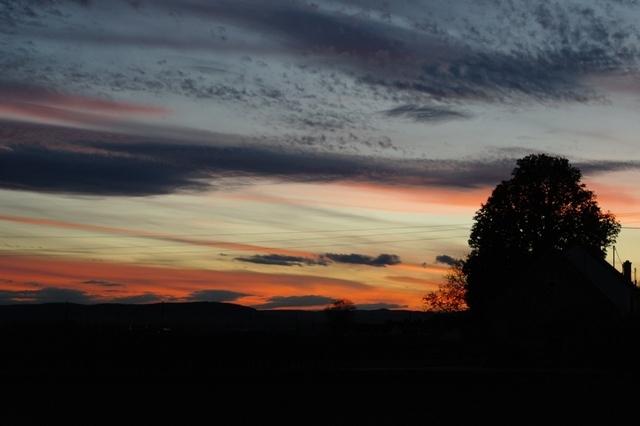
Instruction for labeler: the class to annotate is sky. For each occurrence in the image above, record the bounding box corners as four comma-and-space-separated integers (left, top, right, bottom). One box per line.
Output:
2, 0, 640, 310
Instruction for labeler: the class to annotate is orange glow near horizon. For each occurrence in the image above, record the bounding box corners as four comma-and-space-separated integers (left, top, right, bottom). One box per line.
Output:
0, 255, 426, 309
2, 168, 639, 311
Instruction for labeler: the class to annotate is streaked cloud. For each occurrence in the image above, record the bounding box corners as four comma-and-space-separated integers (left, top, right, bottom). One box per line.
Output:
254, 295, 335, 309
435, 255, 462, 266
4, 121, 640, 197
322, 253, 401, 267
82, 279, 124, 288
0, 287, 94, 304
236, 254, 324, 267
384, 104, 471, 123
110, 293, 167, 304
188, 290, 250, 303
356, 303, 407, 310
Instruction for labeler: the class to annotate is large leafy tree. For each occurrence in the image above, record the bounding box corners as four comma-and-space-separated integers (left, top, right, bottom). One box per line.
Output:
463, 154, 620, 313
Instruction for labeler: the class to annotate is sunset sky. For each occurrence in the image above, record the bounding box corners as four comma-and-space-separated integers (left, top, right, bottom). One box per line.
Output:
2, 0, 640, 310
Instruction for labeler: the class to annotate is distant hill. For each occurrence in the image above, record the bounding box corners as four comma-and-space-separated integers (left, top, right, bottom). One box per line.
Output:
0, 302, 432, 332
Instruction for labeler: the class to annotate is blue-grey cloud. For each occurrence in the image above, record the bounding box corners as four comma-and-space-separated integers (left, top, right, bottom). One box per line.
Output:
321, 253, 401, 267
187, 290, 249, 303
237, 252, 405, 268
384, 104, 471, 122
356, 303, 407, 310
0, 287, 171, 304
3, 120, 640, 196
236, 254, 325, 267
435, 255, 462, 267
254, 295, 336, 309
109, 293, 167, 304
82, 279, 124, 287
0, 287, 94, 304
4, 0, 640, 109
0, 141, 208, 196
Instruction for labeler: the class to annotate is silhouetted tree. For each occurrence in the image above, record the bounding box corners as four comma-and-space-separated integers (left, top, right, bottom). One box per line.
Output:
326, 299, 356, 312
423, 262, 468, 312
463, 154, 620, 314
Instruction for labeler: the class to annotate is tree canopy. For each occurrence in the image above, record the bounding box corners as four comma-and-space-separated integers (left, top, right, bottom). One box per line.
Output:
463, 154, 620, 313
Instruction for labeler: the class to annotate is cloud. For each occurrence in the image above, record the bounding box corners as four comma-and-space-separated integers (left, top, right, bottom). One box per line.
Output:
0, 142, 209, 196
435, 255, 462, 266
82, 279, 124, 287
4, 120, 640, 196
237, 252, 403, 268
236, 254, 325, 267
384, 104, 471, 122
0, 287, 95, 304
0, 121, 514, 195
187, 290, 250, 303
167, 0, 640, 103
0, 287, 172, 304
254, 295, 335, 309
321, 253, 401, 267
109, 293, 169, 304
181, 1, 415, 61
5, 0, 640, 117
158, 1, 640, 102
356, 303, 407, 310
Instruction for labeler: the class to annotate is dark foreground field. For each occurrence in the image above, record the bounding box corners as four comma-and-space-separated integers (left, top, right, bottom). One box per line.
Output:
3, 302, 640, 423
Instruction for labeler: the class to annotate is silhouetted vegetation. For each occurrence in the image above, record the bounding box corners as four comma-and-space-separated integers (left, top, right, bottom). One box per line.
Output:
462, 154, 621, 315
423, 262, 467, 312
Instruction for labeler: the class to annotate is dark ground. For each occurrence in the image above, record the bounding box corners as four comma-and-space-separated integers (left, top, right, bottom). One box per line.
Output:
2, 302, 640, 423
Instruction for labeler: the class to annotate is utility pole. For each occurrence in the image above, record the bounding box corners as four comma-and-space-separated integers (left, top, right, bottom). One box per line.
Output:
613, 246, 617, 269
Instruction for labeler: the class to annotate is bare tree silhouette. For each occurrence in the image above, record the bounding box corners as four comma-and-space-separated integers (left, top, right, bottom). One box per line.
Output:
423, 262, 467, 312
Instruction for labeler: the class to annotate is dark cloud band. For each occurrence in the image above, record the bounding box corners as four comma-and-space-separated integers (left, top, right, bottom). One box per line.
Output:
435, 255, 462, 266
254, 295, 335, 309
321, 253, 401, 267
2, 121, 639, 196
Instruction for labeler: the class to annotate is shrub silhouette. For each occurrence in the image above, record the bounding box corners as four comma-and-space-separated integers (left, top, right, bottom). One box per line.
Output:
423, 262, 467, 312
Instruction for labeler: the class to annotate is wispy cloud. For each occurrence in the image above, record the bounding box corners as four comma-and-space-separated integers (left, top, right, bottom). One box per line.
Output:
236, 254, 324, 267
254, 295, 335, 309
434, 255, 462, 267
322, 253, 401, 267
0, 287, 95, 304
187, 290, 250, 303
236, 252, 402, 268
3, 120, 640, 196
0, 287, 170, 304
3, 0, 639, 142
356, 303, 407, 310
82, 279, 124, 288
384, 104, 471, 122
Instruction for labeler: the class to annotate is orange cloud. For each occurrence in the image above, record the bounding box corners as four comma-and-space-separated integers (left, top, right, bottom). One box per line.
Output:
0, 255, 419, 308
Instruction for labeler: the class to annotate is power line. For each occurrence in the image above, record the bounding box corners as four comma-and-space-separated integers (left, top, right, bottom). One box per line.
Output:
0, 222, 473, 239
0, 226, 470, 252
0, 233, 471, 257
